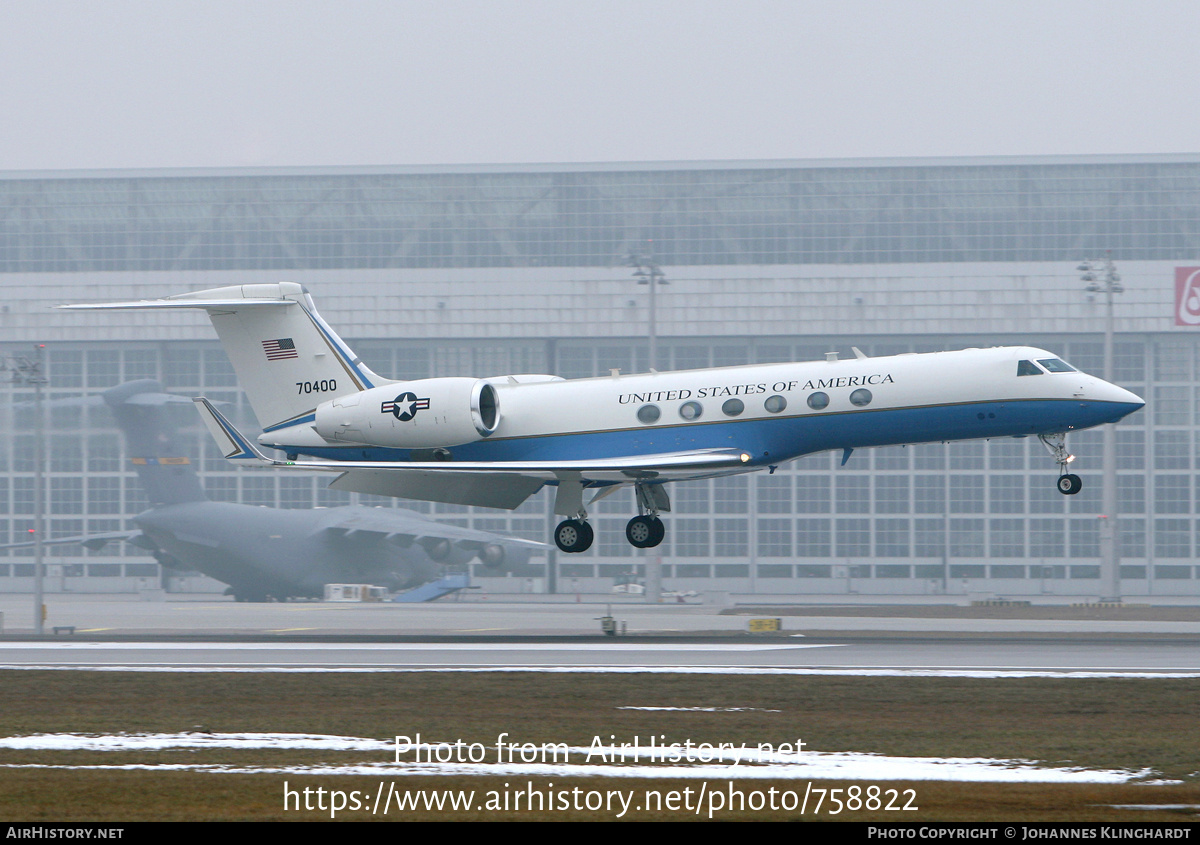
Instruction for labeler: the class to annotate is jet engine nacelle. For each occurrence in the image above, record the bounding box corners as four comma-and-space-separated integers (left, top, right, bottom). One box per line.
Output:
478, 543, 505, 569
313, 378, 500, 448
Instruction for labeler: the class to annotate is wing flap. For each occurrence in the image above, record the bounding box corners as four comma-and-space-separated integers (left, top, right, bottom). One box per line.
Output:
330, 470, 546, 511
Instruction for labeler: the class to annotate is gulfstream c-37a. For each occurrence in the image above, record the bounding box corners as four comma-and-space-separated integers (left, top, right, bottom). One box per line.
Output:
62, 283, 1145, 554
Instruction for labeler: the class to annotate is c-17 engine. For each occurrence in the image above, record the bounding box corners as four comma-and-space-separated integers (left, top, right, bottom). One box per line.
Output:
314, 378, 499, 448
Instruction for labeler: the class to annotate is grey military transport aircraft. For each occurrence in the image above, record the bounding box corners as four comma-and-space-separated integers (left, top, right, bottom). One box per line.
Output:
8, 380, 539, 601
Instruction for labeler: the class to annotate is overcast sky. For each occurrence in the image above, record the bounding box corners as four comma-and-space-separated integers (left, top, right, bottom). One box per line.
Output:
0, 0, 1195, 171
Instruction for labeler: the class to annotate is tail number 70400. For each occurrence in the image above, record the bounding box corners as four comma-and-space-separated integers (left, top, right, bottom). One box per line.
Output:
297, 380, 336, 394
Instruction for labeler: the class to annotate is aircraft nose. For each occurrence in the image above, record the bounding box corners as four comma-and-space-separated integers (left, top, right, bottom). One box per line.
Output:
1091, 378, 1145, 421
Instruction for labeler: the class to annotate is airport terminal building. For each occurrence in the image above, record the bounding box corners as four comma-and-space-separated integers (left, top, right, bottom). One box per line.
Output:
1, 153, 1198, 596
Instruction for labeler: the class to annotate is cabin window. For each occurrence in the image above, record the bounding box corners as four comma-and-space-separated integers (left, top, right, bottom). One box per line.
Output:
807, 391, 830, 410
849, 388, 873, 407
764, 394, 787, 413
1037, 358, 1077, 373
721, 398, 744, 417
1017, 360, 1042, 376
637, 404, 661, 424
679, 401, 703, 421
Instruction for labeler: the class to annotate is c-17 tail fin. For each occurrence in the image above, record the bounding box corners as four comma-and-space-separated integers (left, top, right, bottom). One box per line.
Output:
62, 283, 392, 434
103, 380, 209, 507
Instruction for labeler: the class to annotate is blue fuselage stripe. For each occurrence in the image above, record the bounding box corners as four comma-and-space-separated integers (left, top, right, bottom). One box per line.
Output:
276, 399, 1143, 466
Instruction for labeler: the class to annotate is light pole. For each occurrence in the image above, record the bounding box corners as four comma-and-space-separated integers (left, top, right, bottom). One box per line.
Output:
628, 250, 668, 602
1079, 256, 1124, 602
5, 346, 48, 634
629, 251, 667, 371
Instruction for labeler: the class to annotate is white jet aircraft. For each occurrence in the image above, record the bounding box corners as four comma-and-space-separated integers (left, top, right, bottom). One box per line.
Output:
62, 283, 1145, 554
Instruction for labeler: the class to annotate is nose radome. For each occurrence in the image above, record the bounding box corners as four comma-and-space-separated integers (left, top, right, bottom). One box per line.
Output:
1122, 386, 1145, 407
1091, 379, 1145, 423
1104, 381, 1145, 407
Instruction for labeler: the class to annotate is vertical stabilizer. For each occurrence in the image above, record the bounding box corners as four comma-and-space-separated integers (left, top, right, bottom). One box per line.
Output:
204, 284, 391, 430
103, 380, 208, 507
63, 283, 392, 432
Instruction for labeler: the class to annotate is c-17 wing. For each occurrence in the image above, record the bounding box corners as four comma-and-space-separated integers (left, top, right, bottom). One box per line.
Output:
0, 529, 149, 552
194, 396, 754, 510
320, 508, 544, 550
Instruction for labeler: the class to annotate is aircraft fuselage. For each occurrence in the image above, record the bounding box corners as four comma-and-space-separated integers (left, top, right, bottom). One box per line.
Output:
269, 345, 1143, 468
134, 501, 445, 600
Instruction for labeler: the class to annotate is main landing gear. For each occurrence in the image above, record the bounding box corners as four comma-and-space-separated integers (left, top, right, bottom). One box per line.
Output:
1040, 432, 1082, 496
552, 480, 670, 553
554, 518, 594, 553
625, 514, 665, 549
553, 512, 667, 553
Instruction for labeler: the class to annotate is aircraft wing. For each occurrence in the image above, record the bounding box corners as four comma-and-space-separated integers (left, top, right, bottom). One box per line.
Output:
14, 394, 201, 414
319, 509, 544, 550
0, 530, 146, 552
194, 396, 753, 509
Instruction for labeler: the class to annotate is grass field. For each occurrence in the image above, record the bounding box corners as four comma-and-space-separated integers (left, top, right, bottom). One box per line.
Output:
1, 669, 1198, 821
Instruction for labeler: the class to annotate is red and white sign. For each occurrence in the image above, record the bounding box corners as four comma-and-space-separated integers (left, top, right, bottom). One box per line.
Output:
1176, 267, 1200, 326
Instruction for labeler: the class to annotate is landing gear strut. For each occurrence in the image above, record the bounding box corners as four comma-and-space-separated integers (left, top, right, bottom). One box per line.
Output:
552, 476, 594, 553
1040, 433, 1082, 495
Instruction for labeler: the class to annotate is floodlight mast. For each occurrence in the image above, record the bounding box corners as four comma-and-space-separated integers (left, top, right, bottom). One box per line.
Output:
5, 346, 48, 635
629, 248, 668, 372
628, 248, 668, 604
1080, 255, 1124, 603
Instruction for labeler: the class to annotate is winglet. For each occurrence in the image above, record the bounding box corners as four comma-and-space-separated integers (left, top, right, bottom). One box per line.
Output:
193, 397, 275, 462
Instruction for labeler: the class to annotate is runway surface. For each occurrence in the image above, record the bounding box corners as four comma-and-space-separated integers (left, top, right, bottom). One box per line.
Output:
2, 638, 1198, 675
1, 595, 1197, 675
4, 594, 1200, 637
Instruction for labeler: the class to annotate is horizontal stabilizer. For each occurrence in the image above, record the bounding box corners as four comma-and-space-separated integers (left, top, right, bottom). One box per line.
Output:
58, 298, 294, 313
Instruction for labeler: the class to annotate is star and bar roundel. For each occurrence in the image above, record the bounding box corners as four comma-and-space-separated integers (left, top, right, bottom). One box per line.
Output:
381, 392, 431, 421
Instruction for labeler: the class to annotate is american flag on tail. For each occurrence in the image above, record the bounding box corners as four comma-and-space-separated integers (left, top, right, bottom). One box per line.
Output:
262, 338, 298, 361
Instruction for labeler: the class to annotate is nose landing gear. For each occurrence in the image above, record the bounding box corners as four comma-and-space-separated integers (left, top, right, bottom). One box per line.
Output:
1056, 473, 1083, 495
1040, 432, 1082, 495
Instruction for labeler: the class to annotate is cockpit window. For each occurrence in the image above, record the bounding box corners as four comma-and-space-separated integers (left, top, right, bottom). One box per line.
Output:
1017, 360, 1042, 376
1037, 358, 1077, 373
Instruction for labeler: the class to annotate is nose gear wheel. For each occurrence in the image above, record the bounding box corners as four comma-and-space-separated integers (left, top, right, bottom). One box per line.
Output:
1040, 433, 1083, 495
1056, 474, 1082, 495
